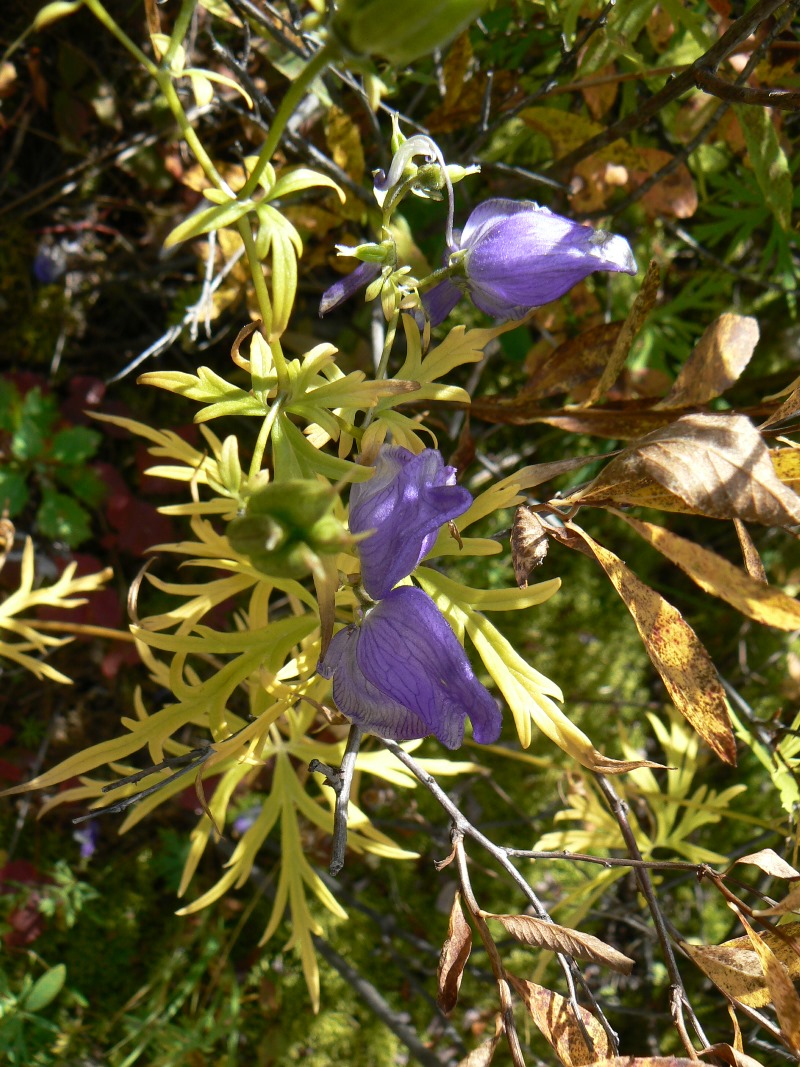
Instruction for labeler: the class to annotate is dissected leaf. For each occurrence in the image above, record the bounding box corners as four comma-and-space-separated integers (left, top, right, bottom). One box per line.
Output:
734, 103, 793, 231
485, 913, 634, 974
568, 525, 736, 764
581, 260, 661, 407
508, 976, 612, 1066
575, 414, 800, 526
511, 508, 549, 589
613, 514, 800, 631
437, 891, 472, 1015
736, 909, 800, 1048
681, 920, 800, 1008
733, 849, 800, 881
657, 315, 759, 409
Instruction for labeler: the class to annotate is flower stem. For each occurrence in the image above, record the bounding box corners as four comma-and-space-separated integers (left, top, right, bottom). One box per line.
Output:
163, 0, 198, 68
239, 42, 337, 200
361, 310, 399, 431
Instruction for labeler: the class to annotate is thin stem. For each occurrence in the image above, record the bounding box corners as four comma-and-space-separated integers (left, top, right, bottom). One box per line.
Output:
594, 774, 711, 1054
164, 0, 199, 68
84, 0, 158, 76
330, 725, 364, 877
30, 621, 137, 643
361, 310, 399, 431
237, 218, 276, 357
453, 833, 526, 1067
157, 74, 228, 189
240, 42, 337, 199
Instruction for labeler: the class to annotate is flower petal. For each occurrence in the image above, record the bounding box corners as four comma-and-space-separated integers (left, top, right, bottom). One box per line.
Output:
422, 278, 464, 326
318, 623, 431, 740
349, 446, 472, 599
460, 198, 637, 320
356, 587, 502, 748
319, 260, 381, 316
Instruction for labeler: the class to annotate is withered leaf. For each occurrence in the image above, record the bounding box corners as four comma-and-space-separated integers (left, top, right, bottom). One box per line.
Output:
736, 910, 800, 1049
437, 891, 472, 1015
657, 314, 759, 410
565, 456, 704, 514
700, 1043, 767, 1067
511, 508, 549, 588
323, 105, 365, 184
569, 525, 736, 764
754, 884, 800, 918
681, 920, 800, 1008
733, 519, 767, 583
524, 322, 623, 400
733, 849, 800, 881
772, 447, 800, 491
486, 913, 634, 974
613, 514, 800, 631
586, 1059, 700, 1067
762, 374, 800, 430
455, 1033, 501, 1067
585, 413, 800, 526
580, 260, 661, 408
468, 397, 677, 440
508, 976, 612, 1067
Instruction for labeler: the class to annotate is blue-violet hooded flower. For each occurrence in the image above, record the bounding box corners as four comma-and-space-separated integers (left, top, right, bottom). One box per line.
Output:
317, 446, 501, 749
425, 198, 638, 326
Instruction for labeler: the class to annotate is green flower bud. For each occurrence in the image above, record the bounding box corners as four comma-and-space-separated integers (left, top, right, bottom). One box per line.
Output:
331, 0, 486, 66
227, 480, 352, 579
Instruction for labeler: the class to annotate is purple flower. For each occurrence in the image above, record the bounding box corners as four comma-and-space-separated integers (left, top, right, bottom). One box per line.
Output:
425, 198, 637, 325
317, 445, 501, 748
349, 446, 471, 600
319, 260, 381, 316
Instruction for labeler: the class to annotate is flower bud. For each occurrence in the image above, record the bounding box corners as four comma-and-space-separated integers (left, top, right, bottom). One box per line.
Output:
227, 480, 351, 578
331, 0, 487, 67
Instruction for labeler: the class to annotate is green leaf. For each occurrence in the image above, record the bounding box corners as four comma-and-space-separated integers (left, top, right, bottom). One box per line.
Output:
163, 198, 255, 248
22, 965, 66, 1013
50, 426, 101, 465
0, 378, 20, 431
268, 166, 345, 204
734, 104, 793, 232
0, 469, 28, 515
12, 388, 58, 461
56, 465, 107, 506
37, 490, 92, 546
33, 0, 83, 30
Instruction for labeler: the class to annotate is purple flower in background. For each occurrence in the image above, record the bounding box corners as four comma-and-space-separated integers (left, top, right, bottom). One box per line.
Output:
319, 260, 381, 316
425, 198, 637, 325
318, 445, 501, 749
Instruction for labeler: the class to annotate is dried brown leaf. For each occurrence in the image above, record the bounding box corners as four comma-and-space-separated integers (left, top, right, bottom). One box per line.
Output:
577, 413, 800, 525
681, 920, 800, 1008
733, 849, 800, 880
737, 910, 800, 1049
508, 976, 612, 1067
569, 525, 736, 764
700, 1043, 766, 1067
761, 374, 800, 430
437, 891, 472, 1015
524, 322, 623, 399
468, 397, 677, 440
511, 508, 549, 588
455, 1033, 501, 1067
581, 260, 661, 407
486, 913, 634, 974
657, 315, 759, 410
753, 884, 800, 918
588, 1059, 700, 1067
733, 519, 767, 583
613, 514, 800, 631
